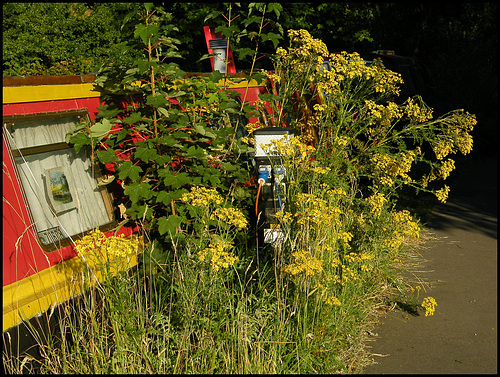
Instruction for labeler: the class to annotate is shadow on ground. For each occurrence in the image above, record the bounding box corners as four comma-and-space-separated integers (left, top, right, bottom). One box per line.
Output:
363, 156, 497, 374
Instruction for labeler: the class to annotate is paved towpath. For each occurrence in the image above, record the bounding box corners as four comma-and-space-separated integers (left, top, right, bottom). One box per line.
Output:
363, 156, 497, 374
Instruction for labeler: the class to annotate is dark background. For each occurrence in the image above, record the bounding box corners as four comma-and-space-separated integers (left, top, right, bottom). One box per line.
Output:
3, 2, 497, 157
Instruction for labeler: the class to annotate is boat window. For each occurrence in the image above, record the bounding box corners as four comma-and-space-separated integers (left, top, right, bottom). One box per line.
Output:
3, 110, 115, 251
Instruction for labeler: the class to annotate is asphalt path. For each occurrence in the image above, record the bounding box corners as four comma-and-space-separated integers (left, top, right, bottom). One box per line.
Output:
363, 156, 497, 374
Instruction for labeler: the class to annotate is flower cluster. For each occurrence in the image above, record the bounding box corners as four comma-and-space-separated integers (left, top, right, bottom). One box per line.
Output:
344, 252, 374, 263
323, 296, 342, 306
181, 186, 224, 207
306, 164, 331, 175
383, 210, 420, 252
433, 110, 475, 160
74, 229, 139, 262
198, 239, 239, 272
283, 250, 324, 277
280, 29, 329, 77
438, 159, 456, 180
315, 52, 403, 99
365, 100, 403, 126
344, 252, 375, 273
260, 134, 316, 164
434, 185, 450, 203
421, 296, 438, 316
210, 207, 248, 230
294, 193, 342, 228
404, 97, 433, 123
274, 210, 294, 225
332, 264, 360, 286
370, 151, 415, 187
366, 192, 387, 217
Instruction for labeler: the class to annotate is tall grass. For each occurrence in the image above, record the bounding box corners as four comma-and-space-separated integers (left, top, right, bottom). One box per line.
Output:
3, 183, 423, 374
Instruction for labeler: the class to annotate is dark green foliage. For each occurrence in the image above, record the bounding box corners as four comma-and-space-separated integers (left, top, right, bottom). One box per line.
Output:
2, 2, 142, 75
3, 2, 495, 151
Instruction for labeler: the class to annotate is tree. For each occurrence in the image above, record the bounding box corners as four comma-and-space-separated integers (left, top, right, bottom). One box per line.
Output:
2, 3, 141, 75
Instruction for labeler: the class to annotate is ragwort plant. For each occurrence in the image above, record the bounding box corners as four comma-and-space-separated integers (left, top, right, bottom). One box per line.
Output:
248, 29, 474, 370
263, 29, 475, 203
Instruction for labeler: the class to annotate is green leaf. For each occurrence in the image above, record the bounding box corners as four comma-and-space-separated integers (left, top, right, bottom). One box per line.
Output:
234, 47, 255, 60
96, 148, 119, 163
146, 93, 168, 108
261, 32, 283, 49
135, 146, 158, 163
157, 107, 169, 117
267, 3, 282, 18
155, 154, 172, 165
162, 172, 176, 186
219, 101, 239, 111
95, 106, 121, 120
65, 122, 88, 144
186, 145, 206, 159
244, 15, 264, 27
135, 59, 156, 74
214, 24, 239, 39
158, 215, 182, 236
134, 23, 160, 44
167, 90, 187, 98
122, 112, 143, 125
193, 124, 217, 139
205, 174, 221, 186
124, 181, 153, 203
204, 11, 223, 23
172, 172, 191, 189
221, 162, 238, 171
98, 175, 115, 186
90, 118, 113, 140
69, 133, 91, 153
209, 70, 224, 83
258, 93, 281, 102
119, 160, 143, 181
156, 191, 174, 206
125, 67, 140, 76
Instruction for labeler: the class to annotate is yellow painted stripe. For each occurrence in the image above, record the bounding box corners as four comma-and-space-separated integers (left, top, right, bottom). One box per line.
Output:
3, 238, 143, 332
2, 78, 264, 105
216, 78, 264, 88
3, 83, 100, 104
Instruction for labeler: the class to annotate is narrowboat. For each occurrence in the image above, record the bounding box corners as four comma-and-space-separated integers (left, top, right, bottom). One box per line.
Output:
2, 64, 270, 334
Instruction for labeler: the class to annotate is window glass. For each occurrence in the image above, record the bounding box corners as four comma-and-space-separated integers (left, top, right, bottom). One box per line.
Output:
4, 111, 115, 250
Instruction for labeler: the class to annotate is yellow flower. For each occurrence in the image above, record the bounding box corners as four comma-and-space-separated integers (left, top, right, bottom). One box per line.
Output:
391, 210, 420, 240
439, 159, 455, 180
73, 229, 139, 262
308, 165, 331, 174
274, 210, 293, 224
404, 97, 433, 123
210, 207, 248, 230
366, 192, 387, 217
313, 103, 327, 113
180, 186, 223, 207
433, 140, 454, 160
335, 136, 349, 147
435, 185, 450, 203
421, 296, 438, 316
324, 296, 342, 306
198, 240, 238, 271
283, 250, 323, 277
